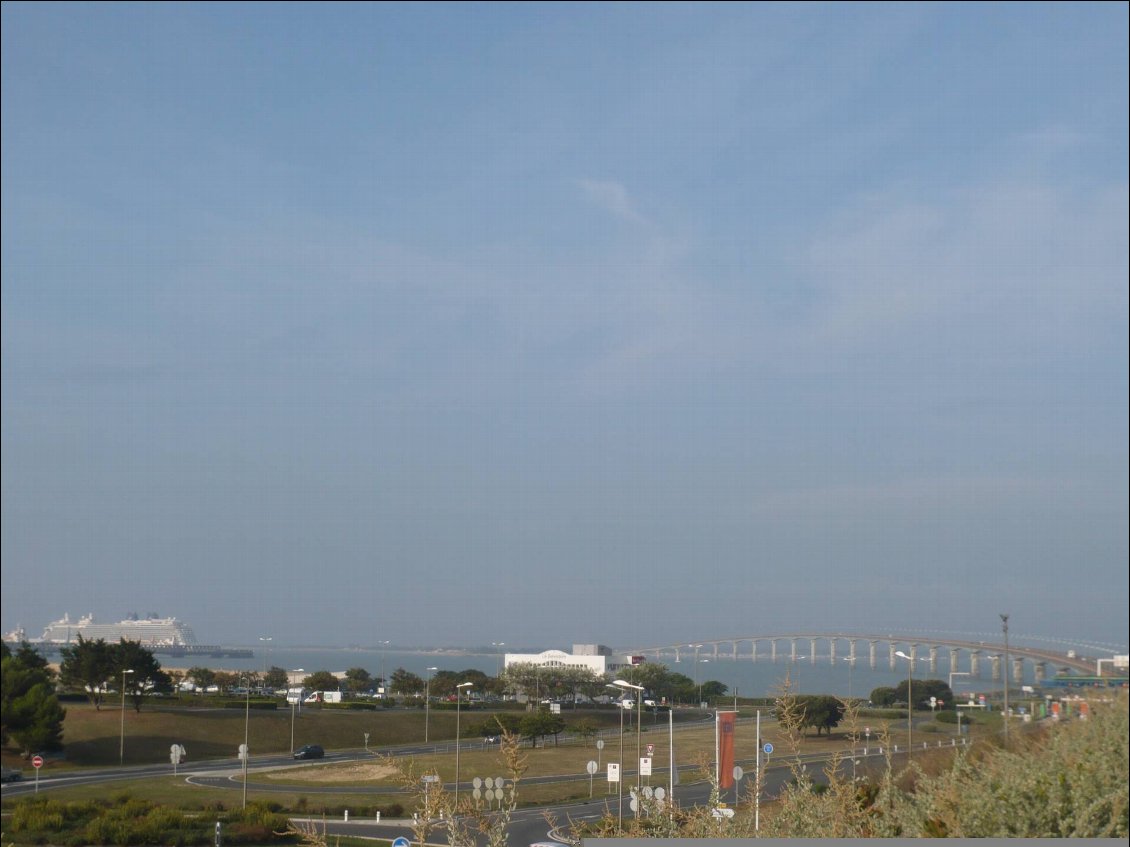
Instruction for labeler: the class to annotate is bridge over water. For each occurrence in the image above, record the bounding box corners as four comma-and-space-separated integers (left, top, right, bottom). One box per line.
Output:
621, 634, 1104, 684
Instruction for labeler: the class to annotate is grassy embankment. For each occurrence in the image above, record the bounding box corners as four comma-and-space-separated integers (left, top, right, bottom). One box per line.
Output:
2, 702, 977, 812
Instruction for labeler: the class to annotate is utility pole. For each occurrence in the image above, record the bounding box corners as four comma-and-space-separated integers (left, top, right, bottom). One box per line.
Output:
1000, 613, 1010, 744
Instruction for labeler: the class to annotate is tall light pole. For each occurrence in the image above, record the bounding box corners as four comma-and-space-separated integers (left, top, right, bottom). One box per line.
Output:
259, 636, 272, 676
243, 673, 251, 809
378, 640, 390, 698
290, 668, 304, 754
1000, 614, 1010, 744
492, 642, 505, 676
119, 668, 135, 766
425, 667, 437, 743
840, 656, 856, 701
949, 671, 971, 737
454, 681, 473, 813
895, 651, 925, 758
606, 684, 626, 831
614, 679, 644, 814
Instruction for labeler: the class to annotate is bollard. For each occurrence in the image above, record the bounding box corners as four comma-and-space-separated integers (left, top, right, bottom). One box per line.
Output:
215, 821, 222, 847
376, 811, 381, 823
344, 810, 349, 822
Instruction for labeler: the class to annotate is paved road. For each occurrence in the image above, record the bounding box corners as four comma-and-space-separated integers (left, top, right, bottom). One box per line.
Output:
3, 736, 970, 846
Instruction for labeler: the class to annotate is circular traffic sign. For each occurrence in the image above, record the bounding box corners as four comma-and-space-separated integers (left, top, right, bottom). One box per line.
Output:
32, 755, 44, 769
392, 838, 411, 847
732, 765, 744, 782
762, 742, 774, 755
596, 739, 604, 750
586, 760, 598, 775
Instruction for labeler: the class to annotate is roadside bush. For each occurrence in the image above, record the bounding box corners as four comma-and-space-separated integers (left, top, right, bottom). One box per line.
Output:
857, 708, 903, 719
321, 701, 377, 711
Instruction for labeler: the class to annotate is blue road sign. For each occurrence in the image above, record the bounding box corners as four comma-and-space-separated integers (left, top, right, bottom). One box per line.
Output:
763, 742, 774, 755
392, 838, 410, 847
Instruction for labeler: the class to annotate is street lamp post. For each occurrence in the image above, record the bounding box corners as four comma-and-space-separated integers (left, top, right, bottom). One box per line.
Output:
377, 641, 391, 699
690, 645, 703, 704
840, 656, 856, 700
290, 669, 304, 754
1000, 614, 1010, 744
425, 667, 438, 744
242, 674, 251, 808
492, 642, 505, 676
119, 668, 135, 766
606, 684, 626, 831
454, 681, 473, 814
895, 651, 926, 758
949, 671, 970, 736
614, 679, 644, 815
259, 636, 272, 676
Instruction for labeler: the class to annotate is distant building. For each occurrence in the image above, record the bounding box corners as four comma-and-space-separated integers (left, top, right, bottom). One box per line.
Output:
503, 644, 641, 675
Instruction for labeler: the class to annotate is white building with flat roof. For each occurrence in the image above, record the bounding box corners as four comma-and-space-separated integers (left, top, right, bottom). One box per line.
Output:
503, 644, 640, 675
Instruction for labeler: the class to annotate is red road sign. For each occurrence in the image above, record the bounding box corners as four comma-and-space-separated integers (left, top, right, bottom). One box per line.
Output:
32, 755, 43, 769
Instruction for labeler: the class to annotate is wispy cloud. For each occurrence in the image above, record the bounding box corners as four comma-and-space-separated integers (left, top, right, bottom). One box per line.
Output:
578, 178, 647, 224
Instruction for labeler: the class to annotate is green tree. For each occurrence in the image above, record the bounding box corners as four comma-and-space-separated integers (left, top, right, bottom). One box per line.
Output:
187, 666, 216, 690
263, 666, 289, 689
58, 635, 116, 709
870, 686, 898, 706
390, 667, 424, 696
475, 713, 524, 738
558, 666, 604, 708
618, 661, 696, 703
212, 670, 240, 692
343, 667, 373, 692
894, 678, 953, 710
792, 694, 845, 736
519, 709, 567, 747
302, 670, 341, 692
1, 642, 66, 756
700, 679, 728, 700
112, 639, 172, 712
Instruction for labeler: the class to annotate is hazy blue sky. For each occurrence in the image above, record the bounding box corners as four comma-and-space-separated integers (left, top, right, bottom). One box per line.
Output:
3, 3, 1127, 652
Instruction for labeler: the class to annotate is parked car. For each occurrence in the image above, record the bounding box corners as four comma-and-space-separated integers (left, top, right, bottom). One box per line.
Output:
293, 744, 325, 760
0, 767, 23, 783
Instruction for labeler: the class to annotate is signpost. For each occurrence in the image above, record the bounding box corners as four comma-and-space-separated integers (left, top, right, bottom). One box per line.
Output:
32, 754, 43, 794
170, 744, 186, 775
586, 759, 597, 798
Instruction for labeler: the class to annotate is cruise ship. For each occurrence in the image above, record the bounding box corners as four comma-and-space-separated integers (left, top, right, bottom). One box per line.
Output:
5, 613, 253, 658
36, 613, 198, 646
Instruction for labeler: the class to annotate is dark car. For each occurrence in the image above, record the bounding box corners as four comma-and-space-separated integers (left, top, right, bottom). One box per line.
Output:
293, 744, 325, 760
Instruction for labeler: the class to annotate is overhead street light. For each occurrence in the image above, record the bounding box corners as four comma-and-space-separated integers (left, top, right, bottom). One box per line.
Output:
1000, 614, 1010, 744
259, 636, 272, 675
895, 651, 928, 758
949, 671, 971, 737
613, 679, 645, 814
606, 683, 627, 830
454, 681, 473, 813
119, 668, 135, 766
290, 669, 305, 754
377, 640, 391, 700
492, 642, 506, 676
242, 671, 253, 809
425, 667, 438, 743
